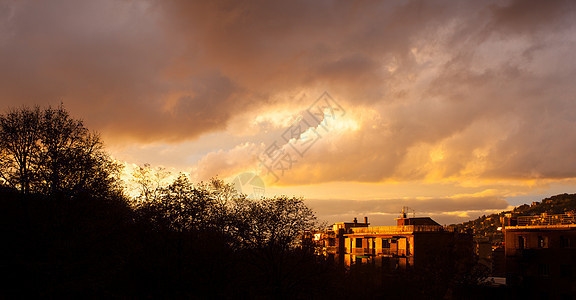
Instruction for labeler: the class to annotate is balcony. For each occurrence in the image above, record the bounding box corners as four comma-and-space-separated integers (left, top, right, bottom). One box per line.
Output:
377, 249, 395, 256
351, 247, 375, 255
375, 249, 409, 257
350, 225, 443, 234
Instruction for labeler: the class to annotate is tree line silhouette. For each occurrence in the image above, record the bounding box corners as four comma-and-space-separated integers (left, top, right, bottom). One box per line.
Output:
0, 105, 496, 299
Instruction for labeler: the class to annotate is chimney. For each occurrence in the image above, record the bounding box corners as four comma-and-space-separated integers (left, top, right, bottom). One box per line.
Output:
364, 217, 368, 224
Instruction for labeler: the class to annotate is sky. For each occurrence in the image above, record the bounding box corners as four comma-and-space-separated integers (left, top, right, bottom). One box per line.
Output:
2, 0, 576, 226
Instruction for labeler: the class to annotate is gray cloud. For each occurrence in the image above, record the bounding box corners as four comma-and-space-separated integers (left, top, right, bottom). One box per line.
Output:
2, 0, 576, 184
489, 0, 575, 35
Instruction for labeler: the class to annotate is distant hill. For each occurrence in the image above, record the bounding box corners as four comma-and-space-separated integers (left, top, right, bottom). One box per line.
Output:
449, 193, 576, 244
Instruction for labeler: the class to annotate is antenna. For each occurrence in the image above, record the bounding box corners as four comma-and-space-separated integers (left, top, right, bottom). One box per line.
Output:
401, 206, 416, 218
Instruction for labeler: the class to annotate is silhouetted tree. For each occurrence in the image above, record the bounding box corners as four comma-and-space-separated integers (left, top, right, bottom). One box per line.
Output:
137, 174, 216, 233
0, 106, 41, 194
241, 196, 317, 250
228, 196, 319, 298
0, 106, 335, 298
131, 163, 170, 203
0, 104, 122, 198
135, 174, 318, 251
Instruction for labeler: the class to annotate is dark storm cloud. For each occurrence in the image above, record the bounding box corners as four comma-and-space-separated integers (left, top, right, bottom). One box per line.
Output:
490, 0, 575, 35
0, 0, 255, 142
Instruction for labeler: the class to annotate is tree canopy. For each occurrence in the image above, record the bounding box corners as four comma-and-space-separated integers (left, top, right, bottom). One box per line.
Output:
0, 105, 121, 198
130, 168, 317, 251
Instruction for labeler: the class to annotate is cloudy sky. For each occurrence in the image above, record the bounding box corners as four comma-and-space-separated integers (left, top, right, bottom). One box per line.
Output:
2, 0, 576, 225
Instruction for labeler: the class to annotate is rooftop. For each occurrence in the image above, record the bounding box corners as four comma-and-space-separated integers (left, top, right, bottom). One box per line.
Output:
350, 225, 444, 235
517, 212, 576, 226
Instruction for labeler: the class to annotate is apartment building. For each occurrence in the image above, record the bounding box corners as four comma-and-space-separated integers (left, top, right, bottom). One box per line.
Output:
317, 213, 472, 270
504, 213, 576, 299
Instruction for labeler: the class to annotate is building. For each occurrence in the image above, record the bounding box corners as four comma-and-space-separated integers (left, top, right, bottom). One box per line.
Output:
504, 212, 576, 299
317, 212, 473, 270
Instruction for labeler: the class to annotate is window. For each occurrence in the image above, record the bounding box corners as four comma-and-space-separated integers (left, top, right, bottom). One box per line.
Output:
518, 236, 525, 249
538, 264, 550, 277
561, 236, 571, 248
538, 236, 548, 248
355, 238, 363, 248
561, 264, 572, 278
382, 239, 391, 249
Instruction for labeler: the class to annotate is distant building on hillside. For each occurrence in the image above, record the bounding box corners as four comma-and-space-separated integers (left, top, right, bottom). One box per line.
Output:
504, 212, 576, 299
315, 211, 473, 270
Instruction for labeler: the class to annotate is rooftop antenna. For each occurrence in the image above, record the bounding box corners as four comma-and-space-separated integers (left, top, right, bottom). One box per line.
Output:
401, 206, 416, 218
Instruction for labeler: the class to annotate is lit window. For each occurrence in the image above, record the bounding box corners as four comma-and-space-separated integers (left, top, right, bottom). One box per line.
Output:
538, 236, 548, 248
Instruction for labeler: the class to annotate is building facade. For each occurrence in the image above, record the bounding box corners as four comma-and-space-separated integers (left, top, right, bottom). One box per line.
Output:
317, 214, 472, 270
504, 213, 576, 299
